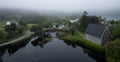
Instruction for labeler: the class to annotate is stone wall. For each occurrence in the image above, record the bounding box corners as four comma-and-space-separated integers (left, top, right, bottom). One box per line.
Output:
85, 34, 102, 45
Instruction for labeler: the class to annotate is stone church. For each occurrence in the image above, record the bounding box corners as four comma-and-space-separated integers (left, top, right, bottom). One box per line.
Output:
85, 23, 112, 45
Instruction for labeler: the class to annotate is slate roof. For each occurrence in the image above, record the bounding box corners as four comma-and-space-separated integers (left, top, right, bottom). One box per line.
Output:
85, 23, 106, 38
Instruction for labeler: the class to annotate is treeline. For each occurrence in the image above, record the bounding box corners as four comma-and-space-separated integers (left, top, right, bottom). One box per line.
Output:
30, 20, 53, 35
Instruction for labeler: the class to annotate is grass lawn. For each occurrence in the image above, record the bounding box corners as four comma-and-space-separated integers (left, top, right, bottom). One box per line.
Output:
0, 22, 5, 31
27, 24, 36, 29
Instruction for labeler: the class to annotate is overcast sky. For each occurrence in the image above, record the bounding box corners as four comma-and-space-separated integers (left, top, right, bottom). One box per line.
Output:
0, 0, 120, 13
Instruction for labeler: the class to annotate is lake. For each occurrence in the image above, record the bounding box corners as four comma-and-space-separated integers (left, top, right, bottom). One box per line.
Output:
0, 32, 105, 62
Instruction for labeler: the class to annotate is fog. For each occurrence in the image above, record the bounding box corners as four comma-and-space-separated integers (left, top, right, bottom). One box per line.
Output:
0, 0, 119, 12
0, 0, 120, 19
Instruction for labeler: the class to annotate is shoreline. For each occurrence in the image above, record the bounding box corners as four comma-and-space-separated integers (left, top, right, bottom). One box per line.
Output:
57, 32, 105, 54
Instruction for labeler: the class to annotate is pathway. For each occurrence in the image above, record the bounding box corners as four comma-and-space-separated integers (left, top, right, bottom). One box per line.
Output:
0, 30, 34, 47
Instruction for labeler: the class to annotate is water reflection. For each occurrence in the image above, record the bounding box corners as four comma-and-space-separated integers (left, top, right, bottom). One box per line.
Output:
63, 41, 78, 48
31, 38, 51, 48
63, 40, 106, 62
0, 49, 4, 62
84, 49, 106, 62
0, 39, 30, 62
0, 32, 106, 62
8, 40, 29, 55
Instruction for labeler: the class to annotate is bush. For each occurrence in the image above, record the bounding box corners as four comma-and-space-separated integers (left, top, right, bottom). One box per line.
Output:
106, 39, 120, 62
111, 24, 120, 39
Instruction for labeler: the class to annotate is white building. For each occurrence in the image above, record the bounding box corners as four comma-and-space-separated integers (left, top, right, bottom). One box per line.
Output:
6, 21, 18, 25
6, 21, 11, 25
70, 18, 79, 23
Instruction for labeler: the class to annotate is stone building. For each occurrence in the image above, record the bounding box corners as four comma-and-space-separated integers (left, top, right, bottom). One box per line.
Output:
85, 23, 112, 45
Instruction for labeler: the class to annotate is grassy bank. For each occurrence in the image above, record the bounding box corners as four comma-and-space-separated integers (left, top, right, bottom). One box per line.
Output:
61, 33, 105, 54
0, 30, 26, 44
10, 34, 35, 46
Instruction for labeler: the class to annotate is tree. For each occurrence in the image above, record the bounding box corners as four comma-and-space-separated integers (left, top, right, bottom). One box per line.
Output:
79, 11, 100, 33
79, 11, 88, 33
111, 24, 120, 39
17, 25, 24, 33
110, 20, 115, 25
11, 23, 17, 31
19, 20, 27, 27
30, 25, 42, 32
5, 23, 16, 33
83, 11, 88, 16
106, 39, 120, 62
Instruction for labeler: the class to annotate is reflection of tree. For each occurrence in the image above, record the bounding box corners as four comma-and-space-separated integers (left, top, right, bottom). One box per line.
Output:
83, 49, 106, 62
31, 39, 49, 48
0, 52, 3, 62
0, 38, 30, 62
7, 40, 29, 55
31, 40, 39, 47
31, 33, 52, 48
63, 40, 106, 62
31, 37, 43, 47
8, 45, 19, 56
0, 47, 8, 62
63, 41, 78, 48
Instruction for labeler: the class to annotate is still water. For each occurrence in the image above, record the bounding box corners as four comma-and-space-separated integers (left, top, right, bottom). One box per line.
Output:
0, 32, 102, 62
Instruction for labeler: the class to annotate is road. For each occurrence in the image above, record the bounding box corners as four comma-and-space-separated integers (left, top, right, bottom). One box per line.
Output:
0, 30, 34, 47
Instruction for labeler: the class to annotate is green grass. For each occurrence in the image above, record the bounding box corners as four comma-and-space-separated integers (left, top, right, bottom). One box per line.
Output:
27, 24, 36, 29
0, 22, 5, 31
62, 33, 105, 54
0, 28, 29, 44
0, 32, 25, 44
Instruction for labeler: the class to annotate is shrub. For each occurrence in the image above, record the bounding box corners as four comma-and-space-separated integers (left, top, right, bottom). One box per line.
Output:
111, 24, 120, 39
106, 39, 120, 62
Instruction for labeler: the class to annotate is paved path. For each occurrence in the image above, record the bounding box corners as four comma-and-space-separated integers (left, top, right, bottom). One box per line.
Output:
0, 30, 34, 47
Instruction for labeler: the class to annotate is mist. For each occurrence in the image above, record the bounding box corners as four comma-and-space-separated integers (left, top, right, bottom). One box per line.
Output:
0, 0, 120, 19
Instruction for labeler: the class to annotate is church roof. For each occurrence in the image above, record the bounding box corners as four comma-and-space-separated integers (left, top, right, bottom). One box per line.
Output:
85, 23, 106, 38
